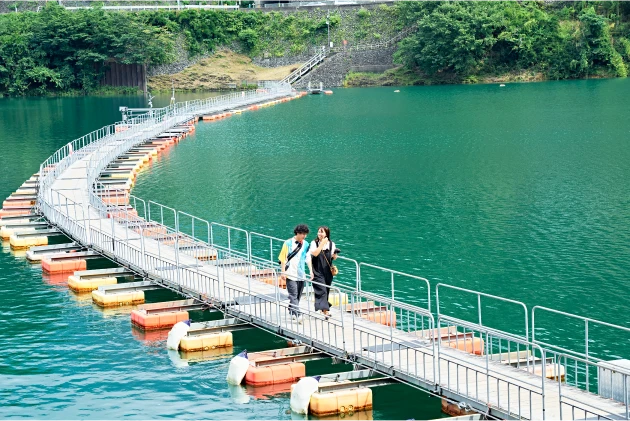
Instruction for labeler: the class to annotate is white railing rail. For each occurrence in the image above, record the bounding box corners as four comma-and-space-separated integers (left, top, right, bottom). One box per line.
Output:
63, 5, 239, 12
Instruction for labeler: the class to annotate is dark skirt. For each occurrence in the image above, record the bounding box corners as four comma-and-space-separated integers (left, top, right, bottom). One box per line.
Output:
312, 248, 334, 311
313, 273, 333, 311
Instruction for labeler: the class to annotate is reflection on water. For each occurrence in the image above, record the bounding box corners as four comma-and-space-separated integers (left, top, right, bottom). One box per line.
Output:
0, 240, 29, 259
310, 410, 374, 421
9, 248, 28, 259
227, 383, 252, 404
131, 325, 169, 343
42, 272, 70, 286
96, 303, 138, 318
179, 346, 235, 364
245, 381, 293, 400
288, 408, 374, 421
167, 349, 190, 369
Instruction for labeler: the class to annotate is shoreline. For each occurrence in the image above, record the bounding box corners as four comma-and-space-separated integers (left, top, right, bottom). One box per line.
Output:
0, 70, 623, 98
343, 66, 620, 88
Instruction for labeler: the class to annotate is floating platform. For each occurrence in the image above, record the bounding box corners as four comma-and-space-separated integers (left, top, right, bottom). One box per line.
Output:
0, 222, 49, 240
245, 362, 305, 387
309, 387, 372, 416
345, 301, 396, 326
68, 267, 135, 292
297, 370, 396, 416
0, 214, 42, 225
9, 228, 62, 250
415, 326, 485, 356
26, 243, 83, 262
130, 299, 207, 330
0, 174, 39, 218
180, 331, 233, 351
179, 318, 250, 351
245, 346, 326, 387
93, 289, 144, 307
40, 250, 101, 273
92, 280, 159, 307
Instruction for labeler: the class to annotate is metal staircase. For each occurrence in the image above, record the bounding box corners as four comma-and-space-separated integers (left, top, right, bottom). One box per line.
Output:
281, 24, 418, 85
281, 47, 327, 85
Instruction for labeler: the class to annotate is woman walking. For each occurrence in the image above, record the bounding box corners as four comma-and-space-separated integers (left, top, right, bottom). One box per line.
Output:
309, 226, 338, 318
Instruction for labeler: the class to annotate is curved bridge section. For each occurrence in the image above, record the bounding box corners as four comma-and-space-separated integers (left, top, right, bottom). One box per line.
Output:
34, 84, 629, 420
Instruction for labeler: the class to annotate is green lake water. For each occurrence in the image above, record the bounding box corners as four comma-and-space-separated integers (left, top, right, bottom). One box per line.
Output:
1, 80, 630, 418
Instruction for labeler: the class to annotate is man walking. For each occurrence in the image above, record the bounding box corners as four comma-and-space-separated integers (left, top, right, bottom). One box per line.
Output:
279, 224, 312, 324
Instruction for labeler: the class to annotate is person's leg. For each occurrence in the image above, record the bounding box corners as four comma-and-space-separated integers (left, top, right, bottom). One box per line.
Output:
312, 276, 327, 312
296, 281, 304, 303
295, 280, 305, 312
286, 278, 299, 317
325, 275, 333, 311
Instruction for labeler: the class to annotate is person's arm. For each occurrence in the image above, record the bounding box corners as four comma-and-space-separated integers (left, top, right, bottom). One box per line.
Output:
311, 237, 328, 257
307, 242, 314, 279
307, 254, 314, 280
332, 242, 338, 260
308, 240, 317, 257
278, 242, 288, 279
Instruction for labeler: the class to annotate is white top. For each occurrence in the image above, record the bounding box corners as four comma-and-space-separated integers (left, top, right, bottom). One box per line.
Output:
308, 240, 336, 256
283, 238, 309, 280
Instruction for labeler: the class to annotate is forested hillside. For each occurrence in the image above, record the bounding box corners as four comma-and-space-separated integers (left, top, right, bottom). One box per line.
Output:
0, 5, 353, 95
0, 2, 629, 96
395, 1, 630, 83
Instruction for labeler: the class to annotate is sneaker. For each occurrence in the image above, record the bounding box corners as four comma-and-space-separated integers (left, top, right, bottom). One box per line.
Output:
291, 315, 298, 323
297, 315, 303, 325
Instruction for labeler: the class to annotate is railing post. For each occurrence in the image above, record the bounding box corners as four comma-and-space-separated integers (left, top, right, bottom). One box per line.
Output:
585, 319, 589, 390
541, 347, 546, 420
390, 272, 394, 343
478, 294, 483, 327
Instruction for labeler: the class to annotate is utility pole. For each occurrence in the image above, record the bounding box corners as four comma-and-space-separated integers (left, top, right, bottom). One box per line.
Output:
170, 79, 176, 106
326, 11, 331, 49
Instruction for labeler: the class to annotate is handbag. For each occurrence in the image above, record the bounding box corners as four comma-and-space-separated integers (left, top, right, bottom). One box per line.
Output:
322, 243, 338, 276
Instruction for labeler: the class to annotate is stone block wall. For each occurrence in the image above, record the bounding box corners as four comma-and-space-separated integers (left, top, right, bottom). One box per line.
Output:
252, 51, 317, 68
293, 46, 395, 88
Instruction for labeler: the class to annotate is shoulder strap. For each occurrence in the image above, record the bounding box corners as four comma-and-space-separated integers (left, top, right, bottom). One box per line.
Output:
286, 240, 303, 264
322, 244, 334, 269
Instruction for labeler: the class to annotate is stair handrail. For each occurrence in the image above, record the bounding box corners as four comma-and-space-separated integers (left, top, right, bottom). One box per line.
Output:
281, 47, 327, 85
280, 24, 417, 86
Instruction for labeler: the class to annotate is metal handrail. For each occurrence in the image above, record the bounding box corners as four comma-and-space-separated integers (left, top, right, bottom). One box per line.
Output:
280, 25, 417, 86
436, 283, 529, 341
436, 314, 547, 419
554, 352, 630, 419
532, 305, 630, 359
359, 262, 431, 311
282, 48, 327, 85
64, 5, 239, 11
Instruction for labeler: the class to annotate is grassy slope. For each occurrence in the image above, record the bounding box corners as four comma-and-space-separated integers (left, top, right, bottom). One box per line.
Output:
148, 50, 301, 91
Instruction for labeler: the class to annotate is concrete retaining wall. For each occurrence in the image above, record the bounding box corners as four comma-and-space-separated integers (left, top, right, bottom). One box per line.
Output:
293, 46, 395, 88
